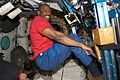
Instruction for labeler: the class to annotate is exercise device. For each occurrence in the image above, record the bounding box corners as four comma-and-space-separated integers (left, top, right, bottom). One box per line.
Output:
92, 0, 119, 79
62, 0, 81, 34
108, 1, 120, 79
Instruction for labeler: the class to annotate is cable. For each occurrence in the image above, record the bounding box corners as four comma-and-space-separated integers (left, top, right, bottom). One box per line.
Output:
61, 61, 65, 80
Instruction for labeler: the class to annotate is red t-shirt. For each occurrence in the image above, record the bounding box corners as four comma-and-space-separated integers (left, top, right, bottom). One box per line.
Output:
29, 16, 54, 60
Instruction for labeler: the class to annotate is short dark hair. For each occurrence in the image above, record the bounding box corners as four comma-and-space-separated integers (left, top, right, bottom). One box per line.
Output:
38, 3, 50, 12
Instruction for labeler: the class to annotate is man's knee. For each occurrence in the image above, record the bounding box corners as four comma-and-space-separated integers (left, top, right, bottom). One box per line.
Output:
68, 34, 83, 43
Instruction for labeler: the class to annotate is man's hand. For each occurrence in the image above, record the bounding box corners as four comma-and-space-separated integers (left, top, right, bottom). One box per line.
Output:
81, 44, 96, 57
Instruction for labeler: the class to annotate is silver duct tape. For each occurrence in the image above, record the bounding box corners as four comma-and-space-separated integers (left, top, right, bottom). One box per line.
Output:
0, 2, 14, 16
7, 8, 22, 19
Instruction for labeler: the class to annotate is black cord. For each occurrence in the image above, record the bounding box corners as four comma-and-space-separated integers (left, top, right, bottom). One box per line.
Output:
61, 61, 65, 80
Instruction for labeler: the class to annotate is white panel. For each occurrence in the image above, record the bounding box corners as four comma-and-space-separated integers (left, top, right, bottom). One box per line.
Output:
49, 3, 62, 12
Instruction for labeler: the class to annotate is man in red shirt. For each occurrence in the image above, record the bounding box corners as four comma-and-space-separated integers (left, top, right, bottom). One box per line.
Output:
29, 4, 101, 77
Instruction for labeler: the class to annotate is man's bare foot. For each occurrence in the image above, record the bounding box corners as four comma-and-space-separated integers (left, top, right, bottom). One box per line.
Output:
19, 73, 29, 80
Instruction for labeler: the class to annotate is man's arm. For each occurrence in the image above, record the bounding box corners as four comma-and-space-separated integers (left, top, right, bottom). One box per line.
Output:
41, 28, 93, 54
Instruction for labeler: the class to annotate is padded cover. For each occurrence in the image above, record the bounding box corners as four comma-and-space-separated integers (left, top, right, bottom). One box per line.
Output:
0, 16, 20, 33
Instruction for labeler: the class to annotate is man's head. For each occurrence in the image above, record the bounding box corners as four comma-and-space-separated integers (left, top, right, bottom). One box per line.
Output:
38, 4, 51, 21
